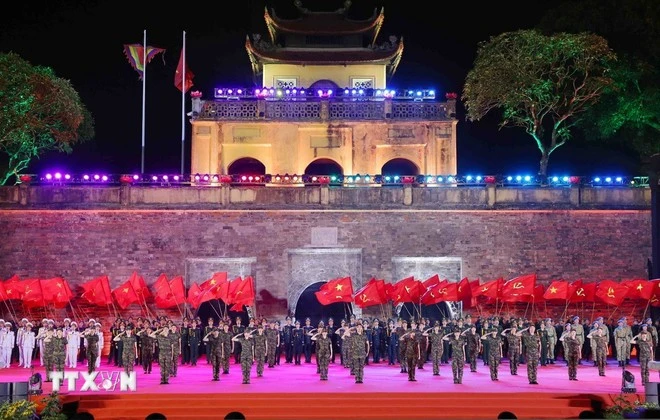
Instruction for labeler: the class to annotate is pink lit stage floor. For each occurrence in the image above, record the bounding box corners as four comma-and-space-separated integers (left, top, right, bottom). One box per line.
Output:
2, 357, 651, 395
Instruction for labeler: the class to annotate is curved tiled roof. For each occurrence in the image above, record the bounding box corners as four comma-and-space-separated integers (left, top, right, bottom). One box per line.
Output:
245, 36, 404, 77
265, 7, 384, 38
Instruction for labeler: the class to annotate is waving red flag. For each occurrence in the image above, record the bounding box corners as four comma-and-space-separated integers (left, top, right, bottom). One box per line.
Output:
315, 277, 354, 304
421, 279, 447, 305
174, 49, 194, 92
112, 279, 140, 309
187, 282, 203, 309
81, 276, 113, 306
4, 275, 24, 300
154, 274, 186, 309
595, 280, 629, 306
500, 274, 536, 303
354, 278, 388, 308
569, 280, 597, 303
543, 280, 569, 301
474, 278, 503, 301
623, 279, 653, 301
433, 281, 459, 303
391, 277, 424, 304
41, 278, 73, 308
521, 284, 546, 303
229, 276, 256, 306
423, 274, 441, 289
128, 271, 151, 299
22, 279, 44, 308
457, 277, 472, 300
0, 282, 7, 302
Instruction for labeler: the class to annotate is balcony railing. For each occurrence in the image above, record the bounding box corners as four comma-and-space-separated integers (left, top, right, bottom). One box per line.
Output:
193, 98, 455, 122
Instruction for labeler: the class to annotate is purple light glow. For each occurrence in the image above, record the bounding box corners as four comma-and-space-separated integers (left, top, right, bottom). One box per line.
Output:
83, 175, 90, 181
45, 174, 53, 180
54, 172, 62, 180
64, 174, 71, 180
101, 175, 108, 182
93, 174, 100, 181
132, 174, 140, 181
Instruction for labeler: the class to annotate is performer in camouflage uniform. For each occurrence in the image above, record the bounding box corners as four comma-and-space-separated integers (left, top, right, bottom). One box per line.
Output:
311, 328, 332, 380
169, 324, 181, 377
443, 327, 466, 384
520, 325, 540, 384
502, 326, 521, 375
52, 328, 67, 379
150, 327, 173, 384
219, 323, 233, 374
113, 325, 138, 375
400, 329, 421, 381
83, 322, 99, 374
266, 320, 279, 368
137, 326, 155, 374
423, 322, 444, 376
396, 319, 408, 373
481, 328, 502, 381
232, 329, 254, 384
203, 328, 223, 381
463, 325, 481, 373
560, 328, 580, 381
345, 324, 369, 383
631, 325, 654, 385
253, 325, 268, 377
587, 325, 608, 376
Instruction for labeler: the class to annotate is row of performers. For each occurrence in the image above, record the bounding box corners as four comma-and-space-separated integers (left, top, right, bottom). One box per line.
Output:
1, 314, 655, 375
37, 321, 656, 387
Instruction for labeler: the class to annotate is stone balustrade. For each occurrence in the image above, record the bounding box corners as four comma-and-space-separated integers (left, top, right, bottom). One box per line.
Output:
194, 98, 454, 121
0, 184, 650, 210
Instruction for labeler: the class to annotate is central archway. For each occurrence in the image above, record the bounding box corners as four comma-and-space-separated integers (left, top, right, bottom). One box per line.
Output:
381, 158, 419, 176
228, 157, 266, 175
304, 158, 343, 176
294, 282, 349, 326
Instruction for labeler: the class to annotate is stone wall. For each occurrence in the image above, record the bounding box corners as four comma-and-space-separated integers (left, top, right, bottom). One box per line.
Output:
0, 209, 651, 322
0, 184, 652, 210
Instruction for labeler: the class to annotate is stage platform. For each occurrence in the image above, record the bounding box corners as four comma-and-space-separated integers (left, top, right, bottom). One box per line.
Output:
5, 358, 652, 419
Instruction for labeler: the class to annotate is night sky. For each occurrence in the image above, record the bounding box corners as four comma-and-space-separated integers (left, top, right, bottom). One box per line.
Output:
0, 0, 641, 177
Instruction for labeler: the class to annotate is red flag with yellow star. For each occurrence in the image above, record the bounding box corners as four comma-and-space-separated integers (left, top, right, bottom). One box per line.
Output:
316, 277, 354, 304
543, 280, 569, 301
622, 279, 653, 301
112, 279, 140, 309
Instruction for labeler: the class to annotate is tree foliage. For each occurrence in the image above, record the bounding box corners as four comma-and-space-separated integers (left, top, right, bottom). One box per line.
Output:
537, 0, 660, 162
0, 52, 94, 185
462, 30, 616, 177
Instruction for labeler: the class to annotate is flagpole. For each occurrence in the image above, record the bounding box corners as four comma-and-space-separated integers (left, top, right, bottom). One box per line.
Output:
141, 29, 147, 174
180, 30, 186, 176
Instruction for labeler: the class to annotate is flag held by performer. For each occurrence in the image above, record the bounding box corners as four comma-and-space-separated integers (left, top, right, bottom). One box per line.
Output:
112, 279, 140, 309
3, 275, 24, 300
153, 274, 186, 309
187, 282, 203, 309
315, 277, 353, 305
21, 279, 44, 308
622, 278, 653, 301
543, 279, 569, 301
354, 278, 388, 308
500, 274, 536, 303
128, 271, 151, 299
81, 275, 113, 306
123, 43, 166, 80
595, 280, 628, 306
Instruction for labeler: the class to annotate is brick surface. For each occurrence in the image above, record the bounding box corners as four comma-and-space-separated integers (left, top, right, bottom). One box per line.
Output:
0, 209, 651, 322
